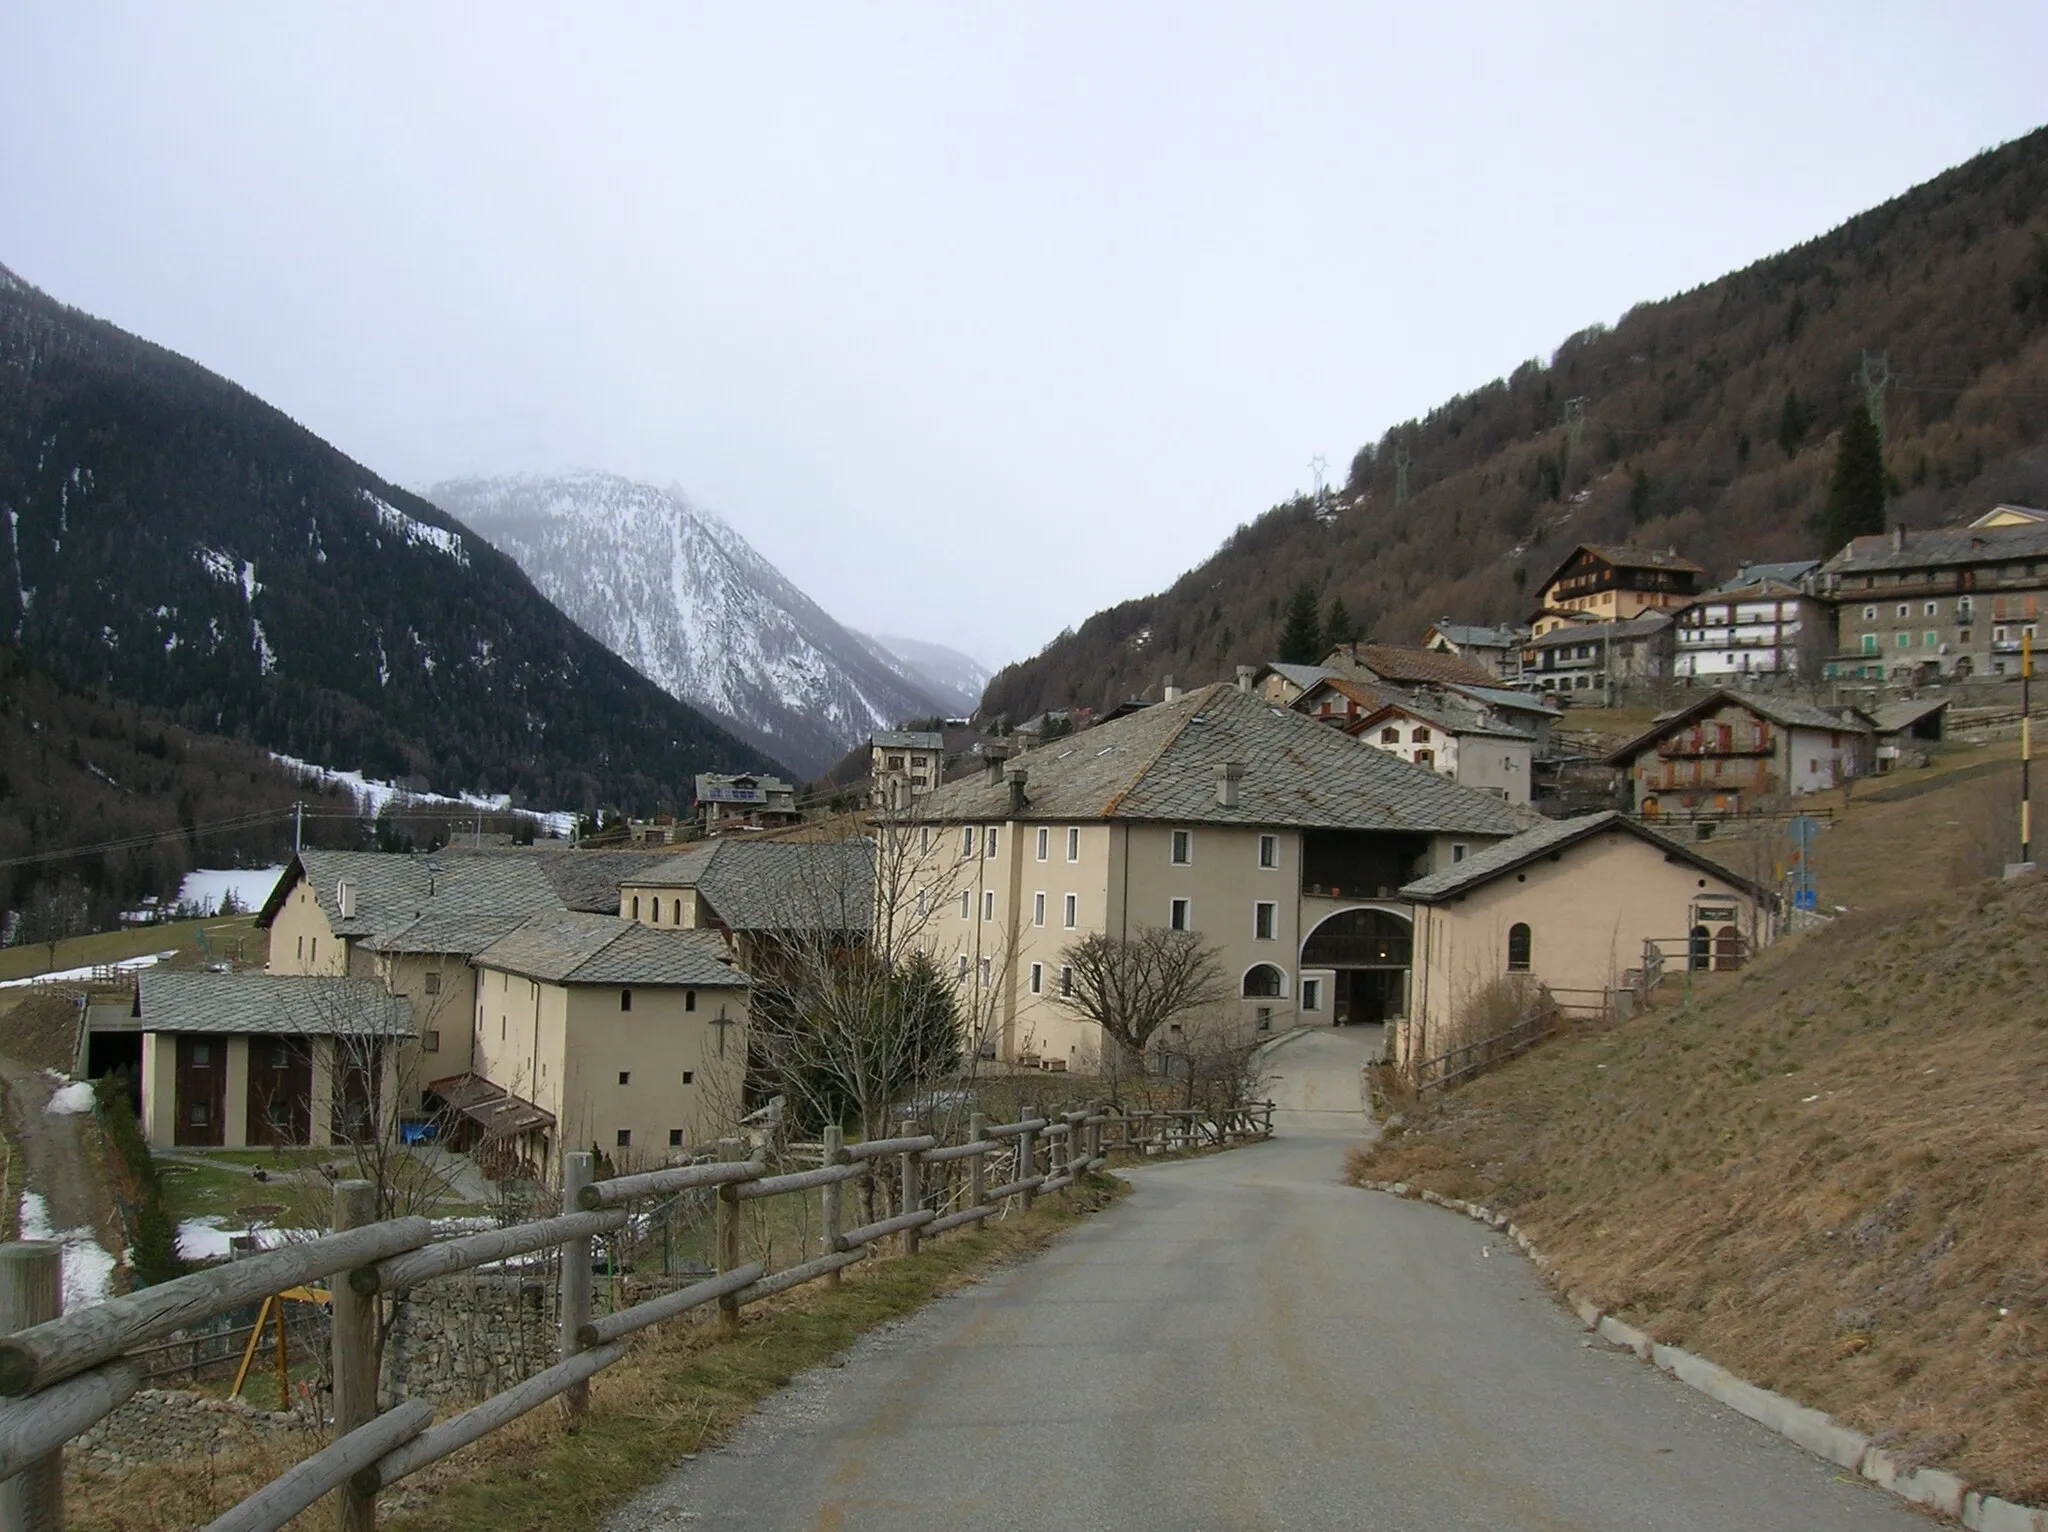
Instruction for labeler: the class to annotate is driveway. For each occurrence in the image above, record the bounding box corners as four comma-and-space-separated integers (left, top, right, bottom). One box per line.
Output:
608, 1028, 1923, 1531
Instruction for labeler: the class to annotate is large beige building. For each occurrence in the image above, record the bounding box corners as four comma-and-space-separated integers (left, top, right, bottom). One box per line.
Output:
1401, 812, 1762, 1063
898, 680, 1527, 1070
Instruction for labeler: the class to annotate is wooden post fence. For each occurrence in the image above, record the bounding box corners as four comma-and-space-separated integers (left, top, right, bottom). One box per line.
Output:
329, 1181, 378, 1532
559, 1152, 594, 1427
0, 1243, 62, 1532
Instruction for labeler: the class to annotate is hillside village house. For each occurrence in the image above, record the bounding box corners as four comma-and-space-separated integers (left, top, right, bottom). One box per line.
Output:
898, 679, 1526, 1071
125, 971, 413, 1150
1605, 691, 1872, 816
1529, 545, 1705, 637
1401, 813, 1764, 1065
869, 730, 944, 807
1342, 696, 1535, 805
1970, 503, 2048, 529
1520, 612, 1675, 698
1672, 576, 1830, 681
1422, 621, 1523, 680
693, 773, 799, 835
1819, 521, 2048, 680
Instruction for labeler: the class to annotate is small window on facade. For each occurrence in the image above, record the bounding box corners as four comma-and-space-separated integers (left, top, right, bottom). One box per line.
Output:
961, 827, 975, 857
1862, 605, 1876, 620
1067, 827, 1080, 861
1254, 902, 1277, 940
1380, 727, 1400, 744
674, 898, 684, 924
1029, 962, 1043, 994
1507, 923, 1532, 972
978, 957, 991, 987
193, 1043, 212, 1066
982, 889, 995, 921
631, 895, 640, 920
620, 988, 633, 1012
685, 990, 696, 1012
1924, 631, 1939, 648
1033, 892, 1046, 926
618, 1071, 631, 1086
958, 954, 970, 980
1170, 898, 1191, 931
921, 827, 933, 854
1415, 748, 1435, 768
1037, 827, 1049, 860
1896, 603, 1910, 618
310, 938, 317, 963
1258, 834, 1278, 868
296, 935, 304, 959
424, 971, 441, 995
681, 1071, 694, 1085
1242, 964, 1283, 998
1301, 978, 1322, 1012
1925, 601, 1938, 616
1063, 894, 1078, 928
422, 1029, 440, 1053
1256, 1006, 1274, 1033
1452, 842, 1468, 862
985, 826, 998, 858
670, 1128, 684, 1147
1411, 727, 1430, 743
616, 1129, 632, 1148
1170, 829, 1192, 865
960, 891, 971, 919
1059, 965, 1074, 997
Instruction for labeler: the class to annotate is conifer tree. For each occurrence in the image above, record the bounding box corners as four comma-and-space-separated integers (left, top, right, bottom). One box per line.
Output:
1277, 584, 1324, 664
1822, 402, 1887, 555
1322, 594, 1357, 648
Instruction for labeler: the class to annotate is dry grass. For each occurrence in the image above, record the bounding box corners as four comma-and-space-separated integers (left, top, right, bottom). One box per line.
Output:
63, 1175, 1126, 1532
1353, 863, 2048, 1503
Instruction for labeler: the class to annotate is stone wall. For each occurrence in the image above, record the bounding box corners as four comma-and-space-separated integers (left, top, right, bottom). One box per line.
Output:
382, 1263, 562, 1405
70, 1388, 301, 1474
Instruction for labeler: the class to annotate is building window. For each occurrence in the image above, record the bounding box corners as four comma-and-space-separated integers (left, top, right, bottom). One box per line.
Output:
978, 957, 991, 987
310, 938, 317, 963
961, 827, 975, 857
670, 1129, 684, 1147
960, 891, 971, 919
958, 954, 969, 980
1452, 843, 1468, 863
982, 889, 995, 921
1170, 829, 1192, 865
1242, 963, 1283, 998
1059, 965, 1074, 997
682, 1071, 695, 1085
620, 988, 632, 1012
1066, 827, 1080, 861
916, 888, 928, 917
1380, 727, 1400, 744
1925, 601, 1939, 616
1029, 962, 1043, 995
1959, 628, 1973, 643
1258, 834, 1278, 868
1063, 894, 1078, 928
1924, 631, 1939, 648
1170, 898, 1192, 931
421, 1029, 440, 1053
618, 1071, 631, 1086
1256, 1006, 1274, 1033
1896, 603, 1910, 618
674, 898, 684, 924
1254, 902, 1277, 940
1411, 727, 1431, 743
1415, 748, 1435, 768
921, 827, 933, 854
1036, 827, 1049, 861
616, 1130, 631, 1148
424, 971, 441, 995
1861, 634, 1878, 654
1507, 923, 1532, 972
985, 826, 998, 858
685, 990, 697, 1012
1301, 978, 1322, 1012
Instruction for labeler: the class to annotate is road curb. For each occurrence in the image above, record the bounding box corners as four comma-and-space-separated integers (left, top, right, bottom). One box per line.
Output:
1353, 1178, 2047, 1532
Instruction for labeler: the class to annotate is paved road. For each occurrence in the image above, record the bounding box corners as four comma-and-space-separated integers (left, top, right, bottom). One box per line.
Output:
609, 1029, 1921, 1532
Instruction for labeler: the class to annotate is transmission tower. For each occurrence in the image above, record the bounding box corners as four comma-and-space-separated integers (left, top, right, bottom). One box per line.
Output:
1309, 454, 1328, 503
1562, 397, 1587, 485
1393, 444, 1412, 507
1856, 351, 1893, 446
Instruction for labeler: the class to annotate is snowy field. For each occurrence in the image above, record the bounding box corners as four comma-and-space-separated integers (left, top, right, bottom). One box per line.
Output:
273, 753, 578, 838
18, 1190, 116, 1308
176, 866, 287, 916
0, 949, 176, 989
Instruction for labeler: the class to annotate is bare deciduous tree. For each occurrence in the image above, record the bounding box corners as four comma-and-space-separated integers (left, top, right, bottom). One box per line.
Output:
1051, 926, 1229, 1073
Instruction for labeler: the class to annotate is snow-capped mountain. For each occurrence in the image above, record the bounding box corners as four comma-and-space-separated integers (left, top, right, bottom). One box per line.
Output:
858, 633, 990, 718
432, 473, 950, 779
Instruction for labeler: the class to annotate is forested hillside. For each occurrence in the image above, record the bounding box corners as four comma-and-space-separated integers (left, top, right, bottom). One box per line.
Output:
985, 126, 2048, 721
0, 266, 785, 818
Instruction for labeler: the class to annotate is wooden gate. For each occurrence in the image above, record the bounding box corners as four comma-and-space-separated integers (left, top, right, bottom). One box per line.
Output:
173, 1035, 227, 1147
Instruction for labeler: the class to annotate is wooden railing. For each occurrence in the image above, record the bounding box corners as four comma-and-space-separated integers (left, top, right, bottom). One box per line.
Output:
0, 1102, 1266, 1530
1411, 1008, 1557, 1095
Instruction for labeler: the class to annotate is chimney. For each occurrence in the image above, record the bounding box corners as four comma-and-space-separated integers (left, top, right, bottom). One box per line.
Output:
1162, 675, 1180, 704
982, 744, 1011, 785
1891, 524, 1906, 553
335, 878, 356, 920
1235, 665, 1256, 694
1214, 760, 1245, 809
1006, 765, 1029, 815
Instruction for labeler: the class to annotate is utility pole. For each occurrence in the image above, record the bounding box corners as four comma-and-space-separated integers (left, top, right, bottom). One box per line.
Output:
293, 800, 303, 855
1308, 454, 1328, 503
2024, 629, 2034, 866
1393, 444, 1412, 507
1856, 351, 1893, 446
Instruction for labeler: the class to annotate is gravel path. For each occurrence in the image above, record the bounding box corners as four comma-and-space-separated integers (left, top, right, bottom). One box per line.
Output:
606, 1030, 1924, 1532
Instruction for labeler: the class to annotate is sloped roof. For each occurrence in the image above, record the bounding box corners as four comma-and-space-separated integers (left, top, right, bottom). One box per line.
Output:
1427, 623, 1519, 648
916, 683, 1523, 836
533, 849, 678, 911
1401, 811, 1763, 903
363, 913, 533, 956
1444, 683, 1563, 719
1537, 543, 1707, 592
1868, 697, 1950, 734
260, 849, 567, 941
1258, 663, 1342, 693
1331, 644, 1497, 688
1709, 560, 1818, 593
618, 839, 875, 933
1294, 676, 1397, 712
1969, 504, 2048, 528
1524, 612, 1673, 651
1820, 522, 2048, 575
474, 913, 749, 988
1604, 689, 1870, 765
138, 971, 414, 1037
1353, 695, 1534, 743
872, 730, 944, 750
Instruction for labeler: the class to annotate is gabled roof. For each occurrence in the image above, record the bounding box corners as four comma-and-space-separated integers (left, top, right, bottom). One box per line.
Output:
915, 683, 1524, 836
1328, 644, 1497, 688
259, 850, 569, 944
1603, 689, 1870, 766
1523, 612, 1673, 650
137, 971, 415, 1037
1401, 811, 1764, 903
532, 849, 677, 912
621, 840, 875, 933
1968, 504, 2048, 528
1444, 683, 1562, 719
1426, 622, 1519, 649
1867, 697, 1950, 734
1292, 675, 1396, 713
1820, 522, 2048, 575
1256, 662, 1342, 693
1708, 560, 1818, 593
1536, 543, 1706, 596
474, 913, 749, 988
1685, 577, 1812, 607
1352, 696, 1534, 743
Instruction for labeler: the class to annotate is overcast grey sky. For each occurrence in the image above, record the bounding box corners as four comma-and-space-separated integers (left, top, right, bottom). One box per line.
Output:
3, 5, 2043, 668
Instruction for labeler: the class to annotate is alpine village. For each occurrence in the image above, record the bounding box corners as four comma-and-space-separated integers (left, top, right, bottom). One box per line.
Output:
0, 60, 2044, 1532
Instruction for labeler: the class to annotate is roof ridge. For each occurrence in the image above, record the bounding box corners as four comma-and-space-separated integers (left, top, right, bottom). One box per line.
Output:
1101, 683, 1226, 818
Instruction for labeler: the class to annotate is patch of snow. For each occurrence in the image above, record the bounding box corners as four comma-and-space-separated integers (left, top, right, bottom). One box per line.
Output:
46, 1082, 96, 1116
177, 867, 287, 916
240, 560, 261, 603
0, 949, 177, 990
196, 546, 237, 584
271, 754, 578, 839
364, 491, 469, 567
17, 1192, 117, 1309
253, 619, 277, 675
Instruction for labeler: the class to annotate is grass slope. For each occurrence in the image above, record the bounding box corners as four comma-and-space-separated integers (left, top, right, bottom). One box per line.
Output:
1357, 864, 2048, 1502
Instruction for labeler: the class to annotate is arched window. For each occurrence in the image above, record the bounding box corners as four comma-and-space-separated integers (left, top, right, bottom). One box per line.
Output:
1506, 923, 1531, 972
673, 898, 683, 924
1242, 963, 1284, 998
620, 988, 634, 1012
631, 896, 640, 920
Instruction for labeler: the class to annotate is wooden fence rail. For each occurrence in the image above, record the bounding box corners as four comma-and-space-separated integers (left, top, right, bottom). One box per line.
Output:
0, 1100, 1271, 1531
